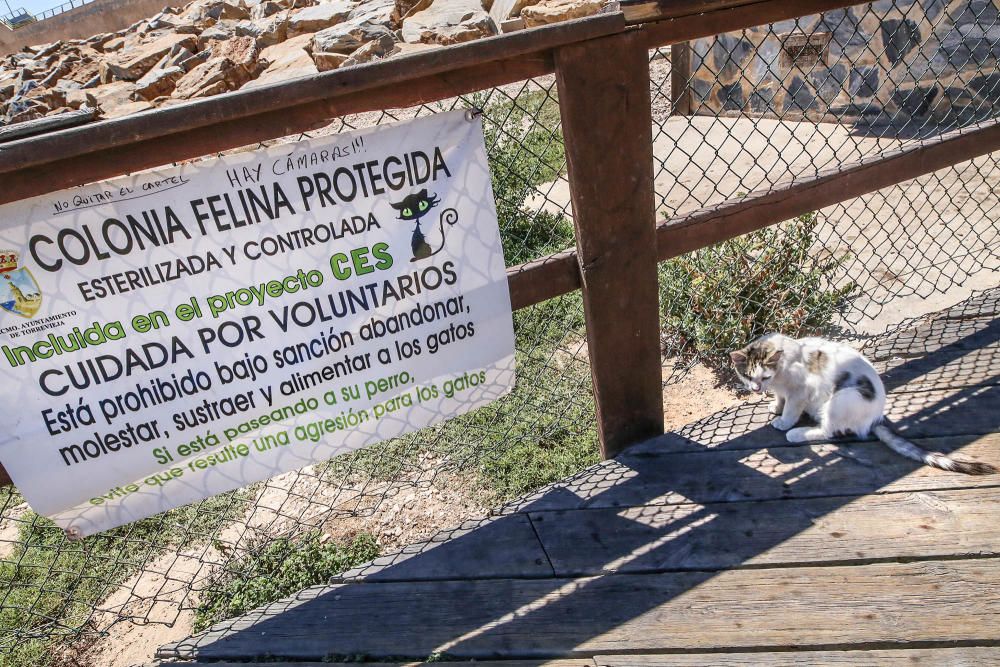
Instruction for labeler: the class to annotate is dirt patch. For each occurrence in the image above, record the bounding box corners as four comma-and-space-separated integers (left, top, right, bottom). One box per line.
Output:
57, 459, 489, 667
662, 361, 743, 432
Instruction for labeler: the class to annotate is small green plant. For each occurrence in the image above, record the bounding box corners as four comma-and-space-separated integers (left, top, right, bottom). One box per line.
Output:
659, 211, 857, 363
194, 532, 379, 632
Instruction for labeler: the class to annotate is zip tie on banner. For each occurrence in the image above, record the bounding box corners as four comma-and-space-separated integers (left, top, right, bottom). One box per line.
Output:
464, 108, 484, 122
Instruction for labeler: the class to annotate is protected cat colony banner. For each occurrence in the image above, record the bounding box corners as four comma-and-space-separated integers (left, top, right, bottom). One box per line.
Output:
0, 110, 515, 537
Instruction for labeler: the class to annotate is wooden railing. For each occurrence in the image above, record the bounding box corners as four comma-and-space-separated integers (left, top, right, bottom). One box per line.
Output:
2, 0, 1000, 481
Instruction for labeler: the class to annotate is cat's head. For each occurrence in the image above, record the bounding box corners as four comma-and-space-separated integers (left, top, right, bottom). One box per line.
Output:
730, 335, 784, 394
390, 189, 440, 221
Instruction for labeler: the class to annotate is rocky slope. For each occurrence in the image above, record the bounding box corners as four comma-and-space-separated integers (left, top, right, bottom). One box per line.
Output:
0, 0, 601, 126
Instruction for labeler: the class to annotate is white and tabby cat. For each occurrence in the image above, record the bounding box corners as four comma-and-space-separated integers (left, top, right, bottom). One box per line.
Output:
731, 333, 996, 475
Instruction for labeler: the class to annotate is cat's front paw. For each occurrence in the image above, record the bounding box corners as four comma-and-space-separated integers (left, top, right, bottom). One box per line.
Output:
771, 416, 795, 431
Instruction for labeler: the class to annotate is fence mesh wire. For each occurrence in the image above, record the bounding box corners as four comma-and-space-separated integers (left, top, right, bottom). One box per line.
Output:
1, 2, 999, 664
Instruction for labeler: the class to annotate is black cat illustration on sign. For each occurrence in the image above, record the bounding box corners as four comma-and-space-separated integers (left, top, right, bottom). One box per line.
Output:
390, 189, 458, 262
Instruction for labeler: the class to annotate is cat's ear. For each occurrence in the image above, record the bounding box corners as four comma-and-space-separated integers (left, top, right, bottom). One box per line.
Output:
390, 200, 405, 210
764, 350, 783, 367
730, 350, 747, 367
417, 188, 428, 199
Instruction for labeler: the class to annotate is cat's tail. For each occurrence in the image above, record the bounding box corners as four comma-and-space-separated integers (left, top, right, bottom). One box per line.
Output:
872, 423, 996, 475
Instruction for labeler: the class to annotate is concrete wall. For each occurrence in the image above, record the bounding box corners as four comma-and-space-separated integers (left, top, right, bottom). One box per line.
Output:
684, 0, 1000, 129
0, 0, 169, 56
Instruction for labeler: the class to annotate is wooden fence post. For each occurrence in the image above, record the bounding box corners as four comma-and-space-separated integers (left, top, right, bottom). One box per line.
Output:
555, 30, 664, 459
670, 42, 692, 116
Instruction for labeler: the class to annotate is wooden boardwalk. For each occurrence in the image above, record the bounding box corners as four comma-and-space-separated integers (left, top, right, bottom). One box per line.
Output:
156, 290, 1000, 666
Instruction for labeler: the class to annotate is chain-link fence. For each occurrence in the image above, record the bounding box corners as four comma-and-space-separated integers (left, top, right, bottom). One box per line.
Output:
1, 3, 999, 665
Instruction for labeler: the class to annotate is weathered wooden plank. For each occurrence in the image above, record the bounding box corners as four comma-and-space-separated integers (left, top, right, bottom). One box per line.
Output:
529, 487, 1000, 576
655, 384, 1000, 453
0, 107, 96, 143
593, 647, 1000, 665
506, 434, 1000, 512
160, 559, 1000, 660
166, 662, 594, 667
555, 31, 663, 457
332, 513, 553, 583
654, 116, 1000, 263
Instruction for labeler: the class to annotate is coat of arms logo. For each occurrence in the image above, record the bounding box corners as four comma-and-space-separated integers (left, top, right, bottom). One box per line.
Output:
0, 251, 42, 319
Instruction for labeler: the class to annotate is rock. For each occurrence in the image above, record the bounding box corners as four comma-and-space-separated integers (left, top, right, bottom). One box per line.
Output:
133, 65, 185, 99
23, 83, 66, 108
288, 1, 354, 36
102, 37, 127, 52
311, 18, 393, 53
234, 14, 289, 47
104, 100, 154, 118
402, 0, 497, 45
213, 35, 263, 69
63, 57, 101, 84
178, 49, 212, 71
173, 56, 257, 98
6, 99, 48, 124
183, 0, 251, 27
144, 11, 201, 34
341, 33, 396, 66
89, 81, 138, 112
489, 0, 537, 23
100, 33, 199, 83
65, 88, 97, 109
312, 51, 348, 70
519, 0, 602, 27
87, 33, 115, 51
392, 0, 430, 23
250, 1, 283, 18
250, 33, 319, 82
392, 41, 440, 56
198, 22, 237, 47
346, 0, 394, 26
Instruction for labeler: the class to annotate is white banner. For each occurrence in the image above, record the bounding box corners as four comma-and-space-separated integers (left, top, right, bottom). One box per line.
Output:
0, 110, 515, 536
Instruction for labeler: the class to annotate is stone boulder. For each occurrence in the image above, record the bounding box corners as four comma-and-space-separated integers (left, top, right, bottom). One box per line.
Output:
247, 33, 318, 85
402, 0, 497, 45
173, 37, 264, 98
312, 51, 348, 70
311, 18, 393, 54
341, 32, 396, 66
133, 65, 186, 99
288, 1, 354, 36
173, 57, 251, 97
250, 1, 283, 19
519, 0, 601, 27
234, 14, 290, 47
104, 99, 154, 118
100, 33, 199, 83
182, 0, 251, 28
88, 80, 138, 114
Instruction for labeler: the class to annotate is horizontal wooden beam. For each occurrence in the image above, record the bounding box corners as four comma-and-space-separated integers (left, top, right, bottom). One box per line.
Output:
0, 13, 625, 201
506, 248, 580, 310
631, 0, 863, 49
656, 117, 1000, 260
